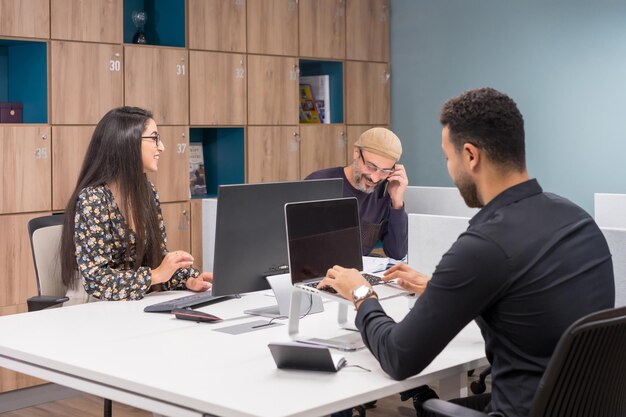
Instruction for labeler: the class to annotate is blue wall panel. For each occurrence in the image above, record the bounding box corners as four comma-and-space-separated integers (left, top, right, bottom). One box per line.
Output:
391, 0, 626, 213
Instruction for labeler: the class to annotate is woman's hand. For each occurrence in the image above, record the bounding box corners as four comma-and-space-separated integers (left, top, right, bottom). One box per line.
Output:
186, 272, 213, 292
151, 250, 195, 285
383, 263, 430, 295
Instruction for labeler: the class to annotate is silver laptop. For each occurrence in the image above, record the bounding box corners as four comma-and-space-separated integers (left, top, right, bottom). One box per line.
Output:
285, 197, 386, 304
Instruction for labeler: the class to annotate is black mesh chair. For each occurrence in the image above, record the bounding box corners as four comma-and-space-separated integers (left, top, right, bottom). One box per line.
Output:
27, 214, 113, 417
423, 306, 626, 417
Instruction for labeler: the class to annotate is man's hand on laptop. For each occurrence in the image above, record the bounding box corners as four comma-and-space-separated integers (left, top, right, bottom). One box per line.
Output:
382, 263, 430, 295
318, 265, 371, 304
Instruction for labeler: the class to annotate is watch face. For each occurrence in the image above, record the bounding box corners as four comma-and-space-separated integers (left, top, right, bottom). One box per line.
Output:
353, 285, 371, 300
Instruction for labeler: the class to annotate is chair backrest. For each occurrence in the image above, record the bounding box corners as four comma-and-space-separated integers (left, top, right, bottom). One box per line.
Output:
529, 306, 626, 417
28, 214, 65, 298
595, 193, 626, 228
407, 213, 470, 274
601, 227, 626, 307
404, 186, 478, 217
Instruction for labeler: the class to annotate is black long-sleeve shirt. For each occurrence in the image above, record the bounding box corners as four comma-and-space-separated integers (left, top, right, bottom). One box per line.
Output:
305, 167, 408, 259
356, 179, 614, 417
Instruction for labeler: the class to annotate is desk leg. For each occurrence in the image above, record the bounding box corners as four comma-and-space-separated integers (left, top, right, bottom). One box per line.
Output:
437, 373, 468, 400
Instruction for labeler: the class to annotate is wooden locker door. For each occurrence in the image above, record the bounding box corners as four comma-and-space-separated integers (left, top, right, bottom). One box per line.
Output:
188, 0, 246, 52
247, 55, 299, 125
51, 41, 124, 125
346, 0, 389, 62
190, 51, 247, 126
0, 212, 41, 307
0, 0, 49, 38
147, 126, 190, 203
52, 126, 94, 211
125, 46, 189, 126
299, 124, 347, 179
50, 0, 122, 43
346, 61, 390, 125
0, 126, 51, 214
299, 0, 346, 59
247, 126, 300, 183
346, 125, 380, 162
160, 202, 191, 254
247, 0, 298, 56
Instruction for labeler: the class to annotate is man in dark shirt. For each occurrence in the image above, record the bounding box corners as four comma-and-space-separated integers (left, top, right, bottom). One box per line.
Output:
318, 88, 615, 417
305, 127, 409, 260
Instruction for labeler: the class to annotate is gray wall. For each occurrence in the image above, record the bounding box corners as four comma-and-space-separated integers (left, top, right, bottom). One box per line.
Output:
391, 0, 626, 213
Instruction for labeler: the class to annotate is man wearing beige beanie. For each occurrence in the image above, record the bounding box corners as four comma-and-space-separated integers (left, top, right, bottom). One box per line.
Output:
305, 127, 409, 260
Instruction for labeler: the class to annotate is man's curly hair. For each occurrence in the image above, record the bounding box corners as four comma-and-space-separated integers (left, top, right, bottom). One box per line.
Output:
440, 87, 526, 171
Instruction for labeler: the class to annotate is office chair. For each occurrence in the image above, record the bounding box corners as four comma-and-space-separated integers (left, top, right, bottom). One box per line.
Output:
27, 214, 113, 417
423, 306, 626, 417
27, 214, 69, 311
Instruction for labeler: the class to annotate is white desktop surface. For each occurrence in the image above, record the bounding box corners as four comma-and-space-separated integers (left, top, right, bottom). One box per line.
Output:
0, 291, 486, 417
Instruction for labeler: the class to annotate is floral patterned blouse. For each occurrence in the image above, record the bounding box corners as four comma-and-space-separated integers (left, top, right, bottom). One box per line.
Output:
74, 183, 198, 300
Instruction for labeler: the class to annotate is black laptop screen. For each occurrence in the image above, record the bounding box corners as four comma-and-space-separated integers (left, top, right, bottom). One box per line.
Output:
285, 198, 364, 283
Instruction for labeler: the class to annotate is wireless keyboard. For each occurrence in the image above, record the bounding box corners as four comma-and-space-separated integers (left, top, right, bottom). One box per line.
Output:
144, 291, 228, 313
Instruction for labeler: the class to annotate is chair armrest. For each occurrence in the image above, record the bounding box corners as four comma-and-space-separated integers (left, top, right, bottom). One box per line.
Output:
423, 399, 489, 417
27, 295, 70, 312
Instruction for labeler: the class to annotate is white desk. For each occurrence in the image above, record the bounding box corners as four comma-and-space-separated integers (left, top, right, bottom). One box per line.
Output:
0, 291, 486, 417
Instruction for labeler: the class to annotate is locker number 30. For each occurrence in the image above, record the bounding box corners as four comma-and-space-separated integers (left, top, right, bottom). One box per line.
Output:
109, 60, 121, 72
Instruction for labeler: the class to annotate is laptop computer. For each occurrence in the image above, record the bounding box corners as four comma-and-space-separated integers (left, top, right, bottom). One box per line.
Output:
285, 197, 389, 304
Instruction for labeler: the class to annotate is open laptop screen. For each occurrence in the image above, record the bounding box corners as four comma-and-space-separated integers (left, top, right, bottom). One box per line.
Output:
285, 198, 363, 283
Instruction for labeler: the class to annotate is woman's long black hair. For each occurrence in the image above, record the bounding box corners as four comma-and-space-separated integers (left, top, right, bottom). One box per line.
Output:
61, 106, 164, 288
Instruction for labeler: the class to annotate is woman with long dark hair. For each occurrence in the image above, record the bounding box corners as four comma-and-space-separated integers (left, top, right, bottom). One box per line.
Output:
61, 106, 211, 301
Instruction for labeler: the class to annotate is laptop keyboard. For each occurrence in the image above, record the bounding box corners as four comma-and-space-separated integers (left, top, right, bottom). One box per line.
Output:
304, 273, 383, 294
144, 291, 227, 313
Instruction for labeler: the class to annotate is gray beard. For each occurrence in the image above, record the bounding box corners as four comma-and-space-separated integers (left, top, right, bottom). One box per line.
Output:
352, 159, 377, 194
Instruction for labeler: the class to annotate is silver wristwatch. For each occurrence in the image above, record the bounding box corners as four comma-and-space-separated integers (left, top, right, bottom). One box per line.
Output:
352, 285, 377, 307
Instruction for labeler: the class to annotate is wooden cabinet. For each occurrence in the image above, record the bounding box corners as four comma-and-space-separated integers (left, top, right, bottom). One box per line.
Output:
52, 126, 93, 211
299, 0, 345, 59
300, 124, 346, 178
247, 0, 298, 56
0, 126, 51, 214
346, 0, 389, 62
51, 41, 123, 125
147, 126, 189, 203
50, 0, 122, 43
247, 55, 299, 125
0, 213, 40, 307
125, 46, 189, 126
188, 0, 246, 52
346, 125, 374, 161
160, 202, 191, 254
0, 0, 49, 39
346, 61, 390, 125
189, 51, 246, 126
0, 212, 43, 392
247, 126, 300, 183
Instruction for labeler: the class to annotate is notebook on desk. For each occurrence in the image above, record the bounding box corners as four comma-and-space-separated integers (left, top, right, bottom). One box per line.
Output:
285, 197, 395, 304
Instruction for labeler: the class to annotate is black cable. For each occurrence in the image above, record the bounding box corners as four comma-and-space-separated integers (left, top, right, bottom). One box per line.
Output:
343, 364, 371, 372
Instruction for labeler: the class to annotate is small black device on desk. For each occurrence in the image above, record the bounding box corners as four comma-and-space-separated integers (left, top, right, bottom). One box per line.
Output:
268, 342, 346, 372
172, 308, 222, 323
